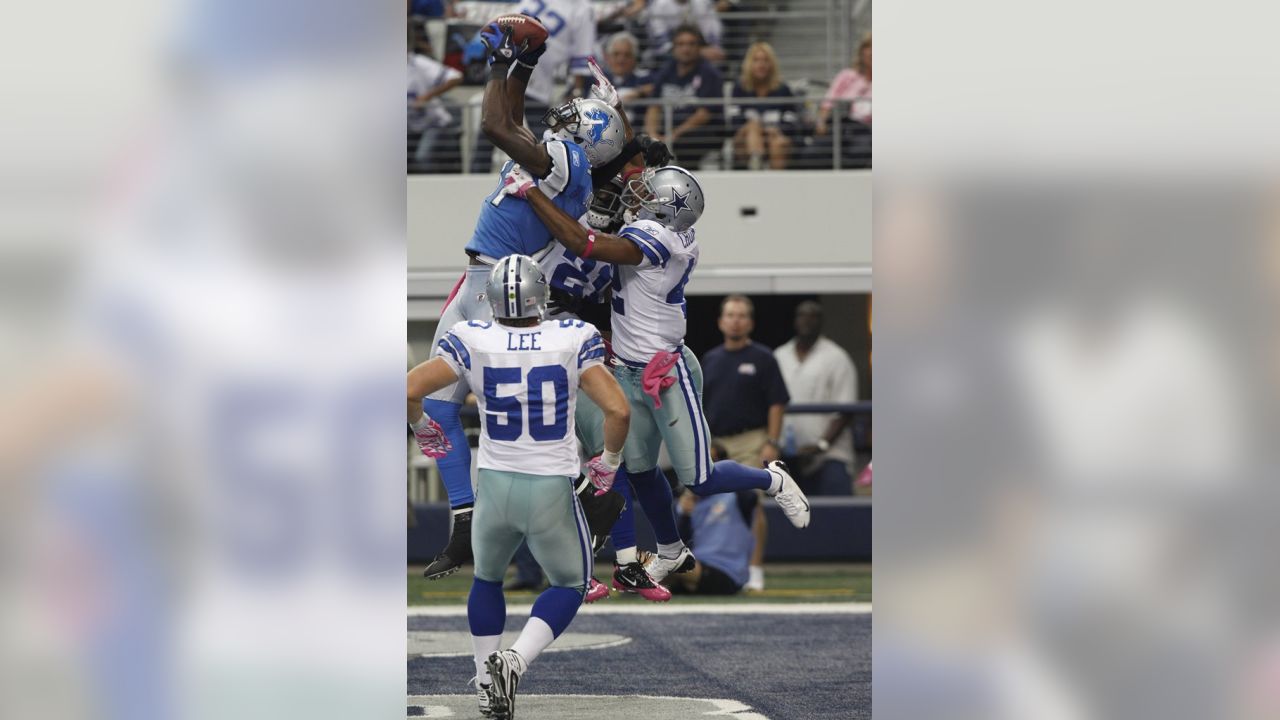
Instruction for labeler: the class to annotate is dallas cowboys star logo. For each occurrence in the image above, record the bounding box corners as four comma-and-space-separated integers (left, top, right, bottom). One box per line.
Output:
664, 189, 692, 216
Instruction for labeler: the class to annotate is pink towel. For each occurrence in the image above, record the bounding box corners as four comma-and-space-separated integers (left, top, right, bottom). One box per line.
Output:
641, 350, 680, 409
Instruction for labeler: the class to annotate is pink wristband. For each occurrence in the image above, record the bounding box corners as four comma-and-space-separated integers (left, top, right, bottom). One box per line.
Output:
582, 229, 597, 258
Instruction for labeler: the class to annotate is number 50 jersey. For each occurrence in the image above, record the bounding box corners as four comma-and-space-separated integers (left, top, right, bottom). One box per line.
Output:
434, 317, 607, 477
609, 218, 699, 365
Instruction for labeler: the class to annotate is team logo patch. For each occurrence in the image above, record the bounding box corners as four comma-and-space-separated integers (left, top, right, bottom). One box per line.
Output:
581, 107, 616, 148
664, 189, 693, 217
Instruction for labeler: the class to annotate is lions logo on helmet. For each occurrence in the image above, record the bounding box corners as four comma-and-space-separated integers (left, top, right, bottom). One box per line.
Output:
543, 98, 625, 168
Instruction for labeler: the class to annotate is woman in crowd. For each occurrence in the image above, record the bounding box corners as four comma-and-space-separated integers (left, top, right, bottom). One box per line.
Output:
729, 42, 801, 170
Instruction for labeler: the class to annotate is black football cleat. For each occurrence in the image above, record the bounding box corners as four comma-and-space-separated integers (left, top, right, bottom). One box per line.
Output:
423, 508, 473, 580
610, 562, 672, 602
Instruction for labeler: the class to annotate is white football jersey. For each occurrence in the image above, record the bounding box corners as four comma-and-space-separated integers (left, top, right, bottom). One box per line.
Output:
610, 218, 699, 364
434, 317, 606, 476
514, 0, 596, 104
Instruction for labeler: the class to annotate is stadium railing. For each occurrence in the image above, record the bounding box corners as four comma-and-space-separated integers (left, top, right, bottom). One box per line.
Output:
409, 0, 869, 174
408, 96, 869, 174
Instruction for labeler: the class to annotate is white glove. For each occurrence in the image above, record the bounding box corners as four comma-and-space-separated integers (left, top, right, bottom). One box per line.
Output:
501, 164, 536, 200
587, 57, 620, 108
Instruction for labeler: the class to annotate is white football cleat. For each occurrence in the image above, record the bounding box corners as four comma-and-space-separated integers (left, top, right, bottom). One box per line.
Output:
643, 546, 696, 583
470, 676, 494, 717
485, 650, 527, 720
767, 461, 810, 528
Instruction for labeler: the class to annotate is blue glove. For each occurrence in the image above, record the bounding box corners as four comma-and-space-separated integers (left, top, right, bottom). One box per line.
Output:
479, 23, 526, 65
517, 42, 548, 67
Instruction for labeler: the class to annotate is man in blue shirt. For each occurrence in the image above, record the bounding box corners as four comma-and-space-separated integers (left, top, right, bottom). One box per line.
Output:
641, 25, 724, 167
701, 294, 788, 590
667, 489, 758, 595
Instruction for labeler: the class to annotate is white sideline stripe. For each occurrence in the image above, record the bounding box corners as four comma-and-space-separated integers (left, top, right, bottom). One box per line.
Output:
413, 636, 632, 657
408, 601, 871, 617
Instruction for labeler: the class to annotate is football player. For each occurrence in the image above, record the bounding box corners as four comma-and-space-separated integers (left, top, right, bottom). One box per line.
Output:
408, 255, 630, 720
418, 22, 629, 579
497, 163, 813, 587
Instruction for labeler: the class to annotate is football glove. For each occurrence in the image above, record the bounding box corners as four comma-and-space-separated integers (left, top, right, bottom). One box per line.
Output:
637, 133, 672, 167
587, 57, 620, 108
500, 164, 536, 199
412, 417, 452, 459
586, 451, 622, 495
479, 24, 527, 66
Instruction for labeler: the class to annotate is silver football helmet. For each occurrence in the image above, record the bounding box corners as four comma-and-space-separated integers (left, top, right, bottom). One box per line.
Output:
485, 254, 548, 320
542, 98, 625, 168
622, 165, 705, 232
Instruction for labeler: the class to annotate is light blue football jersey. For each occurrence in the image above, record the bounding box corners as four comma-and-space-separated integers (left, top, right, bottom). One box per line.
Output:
465, 140, 595, 265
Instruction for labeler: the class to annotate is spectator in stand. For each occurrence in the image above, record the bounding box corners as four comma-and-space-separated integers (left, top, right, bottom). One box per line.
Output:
597, 32, 651, 103
775, 301, 858, 496
729, 42, 801, 170
701, 295, 789, 590
641, 25, 724, 167
407, 36, 463, 173
610, 0, 724, 63
815, 32, 871, 168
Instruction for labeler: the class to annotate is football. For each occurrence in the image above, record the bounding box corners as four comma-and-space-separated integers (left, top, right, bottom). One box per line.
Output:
489, 13, 550, 52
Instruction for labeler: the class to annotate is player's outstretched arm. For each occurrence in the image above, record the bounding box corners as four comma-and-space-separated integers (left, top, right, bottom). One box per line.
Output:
407, 357, 460, 423
518, 183, 645, 265
479, 28, 552, 177
580, 364, 630, 460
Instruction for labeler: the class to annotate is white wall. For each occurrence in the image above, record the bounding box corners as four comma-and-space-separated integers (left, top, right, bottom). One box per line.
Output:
408, 169, 871, 299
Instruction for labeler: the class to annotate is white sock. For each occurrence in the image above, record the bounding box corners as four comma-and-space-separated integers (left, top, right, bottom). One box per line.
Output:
616, 546, 638, 565
749, 565, 765, 587
452, 506, 473, 518
509, 617, 554, 667
657, 541, 685, 559
471, 633, 502, 685
766, 468, 784, 495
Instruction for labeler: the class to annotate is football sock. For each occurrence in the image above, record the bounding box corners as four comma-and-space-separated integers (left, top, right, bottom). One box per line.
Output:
615, 546, 638, 565
468, 578, 505, 679
629, 467, 681, 545
471, 633, 501, 685
687, 460, 772, 497
422, 398, 475, 508
512, 586, 583, 665
608, 467, 637, 554
657, 541, 685, 559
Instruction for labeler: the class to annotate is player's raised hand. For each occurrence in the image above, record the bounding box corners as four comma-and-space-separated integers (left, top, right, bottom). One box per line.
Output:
586, 453, 622, 495
586, 57, 620, 108
480, 24, 526, 65
412, 417, 453, 459
500, 164, 536, 199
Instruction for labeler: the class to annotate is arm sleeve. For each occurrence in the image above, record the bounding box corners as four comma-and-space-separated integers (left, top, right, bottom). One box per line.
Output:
578, 330, 607, 370
618, 224, 674, 268
434, 330, 471, 376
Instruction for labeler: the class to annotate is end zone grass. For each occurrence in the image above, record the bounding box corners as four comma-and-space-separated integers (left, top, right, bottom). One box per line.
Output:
409, 562, 870, 605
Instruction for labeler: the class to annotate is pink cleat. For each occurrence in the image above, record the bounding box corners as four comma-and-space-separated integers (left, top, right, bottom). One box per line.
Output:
611, 562, 672, 602
584, 577, 611, 603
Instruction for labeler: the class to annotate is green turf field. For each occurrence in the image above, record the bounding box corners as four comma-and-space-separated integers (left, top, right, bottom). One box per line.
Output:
408, 562, 871, 605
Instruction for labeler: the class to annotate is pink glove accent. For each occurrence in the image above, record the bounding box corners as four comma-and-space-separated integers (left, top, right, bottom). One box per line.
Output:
641, 350, 680, 409
414, 419, 453, 459
586, 455, 618, 494
856, 460, 873, 487
503, 172, 534, 199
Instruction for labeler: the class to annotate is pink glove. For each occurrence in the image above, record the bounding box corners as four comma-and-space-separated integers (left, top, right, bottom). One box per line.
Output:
501, 164, 535, 199
641, 350, 680, 409
586, 453, 621, 495
856, 461, 873, 487
413, 418, 453, 459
